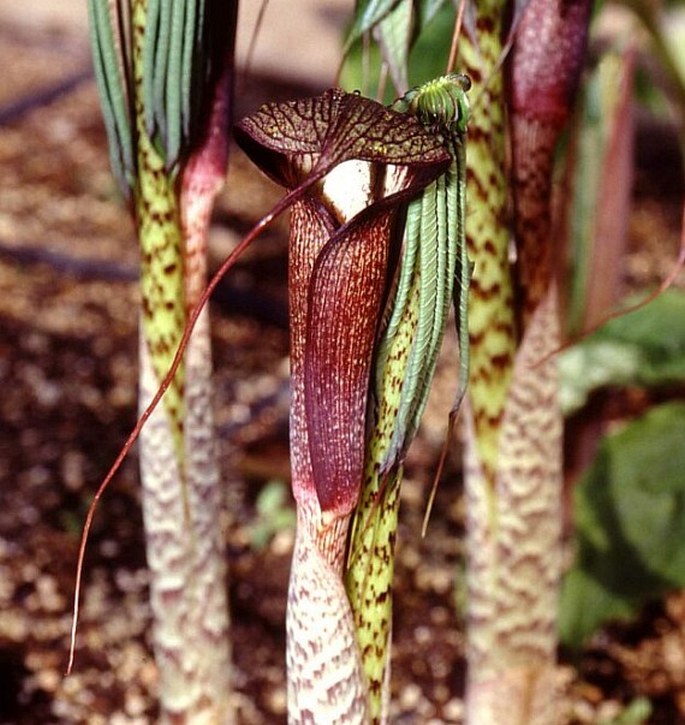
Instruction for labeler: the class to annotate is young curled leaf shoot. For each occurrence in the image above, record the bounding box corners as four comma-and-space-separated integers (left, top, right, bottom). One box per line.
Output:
389, 73, 472, 467
345, 73, 471, 723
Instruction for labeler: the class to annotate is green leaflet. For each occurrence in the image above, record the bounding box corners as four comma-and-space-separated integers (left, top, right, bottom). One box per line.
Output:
345, 73, 471, 723
88, 0, 209, 189
164, 0, 189, 164
87, 0, 135, 193
382, 72, 472, 469
143, 0, 204, 167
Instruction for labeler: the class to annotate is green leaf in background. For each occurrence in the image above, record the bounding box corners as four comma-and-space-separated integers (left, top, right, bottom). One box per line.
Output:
373, 0, 412, 94
407, 2, 454, 86
563, 48, 634, 336
250, 480, 295, 550
343, 0, 401, 56
339, 1, 454, 101
560, 289, 685, 414
560, 401, 685, 647
599, 697, 652, 725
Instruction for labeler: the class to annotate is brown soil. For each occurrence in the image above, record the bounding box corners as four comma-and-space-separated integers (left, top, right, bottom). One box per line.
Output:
1, 16, 684, 725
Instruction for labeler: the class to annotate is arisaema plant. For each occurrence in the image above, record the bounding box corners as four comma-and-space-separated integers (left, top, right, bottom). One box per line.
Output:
76, 69, 456, 721
74, 0, 682, 722
81, 1, 238, 721
79, 0, 576, 720
234, 89, 454, 722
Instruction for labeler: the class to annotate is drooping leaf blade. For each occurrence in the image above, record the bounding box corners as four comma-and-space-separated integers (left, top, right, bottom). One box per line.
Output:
380, 75, 472, 467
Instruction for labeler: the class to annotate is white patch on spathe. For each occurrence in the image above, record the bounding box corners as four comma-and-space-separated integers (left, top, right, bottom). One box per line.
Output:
321, 159, 373, 223
383, 163, 408, 198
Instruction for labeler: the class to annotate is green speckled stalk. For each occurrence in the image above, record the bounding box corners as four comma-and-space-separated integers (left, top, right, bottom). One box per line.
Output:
132, 0, 186, 457
345, 179, 448, 723
345, 299, 415, 720
129, 2, 233, 721
85, 0, 235, 720
459, 6, 517, 498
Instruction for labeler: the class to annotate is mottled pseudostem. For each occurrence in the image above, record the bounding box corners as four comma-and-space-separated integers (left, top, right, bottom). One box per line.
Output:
287, 498, 369, 724
458, 2, 566, 722
287, 197, 369, 723
463, 284, 562, 724
131, 1, 233, 720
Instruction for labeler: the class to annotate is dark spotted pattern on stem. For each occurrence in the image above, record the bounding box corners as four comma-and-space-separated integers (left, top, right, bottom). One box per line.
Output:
509, 0, 592, 328
132, 0, 186, 456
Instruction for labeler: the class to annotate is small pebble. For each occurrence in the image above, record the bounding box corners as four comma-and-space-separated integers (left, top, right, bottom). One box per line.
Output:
443, 697, 464, 721
399, 682, 422, 709
36, 574, 65, 612
271, 528, 294, 556
414, 625, 431, 645
99, 539, 120, 558
34, 667, 60, 693
124, 687, 146, 716
266, 684, 287, 715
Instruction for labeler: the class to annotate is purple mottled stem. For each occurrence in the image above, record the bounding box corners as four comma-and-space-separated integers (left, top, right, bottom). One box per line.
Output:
509, 0, 592, 327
